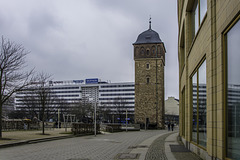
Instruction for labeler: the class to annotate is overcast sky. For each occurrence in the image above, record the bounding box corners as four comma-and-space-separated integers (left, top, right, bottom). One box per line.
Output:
0, 0, 179, 99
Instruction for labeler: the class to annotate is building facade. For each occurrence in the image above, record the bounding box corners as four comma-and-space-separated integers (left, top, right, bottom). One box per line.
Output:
133, 21, 166, 129
15, 79, 135, 122
178, 0, 240, 159
165, 97, 179, 125
2, 96, 15, 118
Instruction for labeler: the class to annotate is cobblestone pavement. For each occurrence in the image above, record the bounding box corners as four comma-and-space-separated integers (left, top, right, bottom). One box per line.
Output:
145, 132, 172, 160
145, 131, 202, 160
0, 130, 168, 160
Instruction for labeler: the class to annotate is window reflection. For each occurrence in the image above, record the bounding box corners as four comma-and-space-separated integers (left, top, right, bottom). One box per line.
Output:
193, 0, 207, 35
194, 1, 199, 35
182, 88, 185, 136
198, 60, 206, 147
192, 60, 206, 147
200, 0, 207, 23
192, 73, 197, 143
227, 19, 240, 159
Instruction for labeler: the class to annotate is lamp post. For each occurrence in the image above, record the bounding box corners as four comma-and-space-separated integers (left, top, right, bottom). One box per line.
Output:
126, 109, 128, 132
89, 97, 96, 137
94, 102, 96, 136
58, 109, 60, 129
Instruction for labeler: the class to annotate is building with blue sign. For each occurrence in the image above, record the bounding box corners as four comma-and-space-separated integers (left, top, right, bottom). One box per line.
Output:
85, 78, 98, 84
15, 79, 135, 123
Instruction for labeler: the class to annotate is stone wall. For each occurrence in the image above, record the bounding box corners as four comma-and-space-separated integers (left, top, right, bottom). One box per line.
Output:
134, 43, 165, 129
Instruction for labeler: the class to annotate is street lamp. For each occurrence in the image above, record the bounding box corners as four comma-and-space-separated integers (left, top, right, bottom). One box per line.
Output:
94, 102, 96, 136
89, 97, 96, 137
58, 109, 60, 129
126, 109, 128, 132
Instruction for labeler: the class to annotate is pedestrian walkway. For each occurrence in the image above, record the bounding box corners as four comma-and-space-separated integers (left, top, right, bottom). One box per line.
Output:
164, 132, 202, 160
125, 130, 202, 160
0, 128, 202, 160
0, 128, 73, 147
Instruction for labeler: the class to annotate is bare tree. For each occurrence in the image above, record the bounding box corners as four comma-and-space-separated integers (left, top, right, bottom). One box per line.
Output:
21, 93, 40, 119
70, 100, 90, 122
0, 37, 34, 138
113, 97, 126, 123
97, 106, 111, 123
22, 73, 52, 135
101, 100, 115, 123
21, 90, 72, 128
54, 97, 70, 122
56, 98, 69, 115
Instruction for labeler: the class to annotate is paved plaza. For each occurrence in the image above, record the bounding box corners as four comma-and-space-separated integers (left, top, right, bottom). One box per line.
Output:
0, 129, 201, 160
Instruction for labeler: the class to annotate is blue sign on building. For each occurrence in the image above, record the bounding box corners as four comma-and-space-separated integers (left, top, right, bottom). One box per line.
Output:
86, 78, 98, 84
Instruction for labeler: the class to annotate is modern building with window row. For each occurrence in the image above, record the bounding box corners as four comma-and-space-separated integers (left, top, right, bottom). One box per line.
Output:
178, 0, 240, 159
15, 79, 135, 122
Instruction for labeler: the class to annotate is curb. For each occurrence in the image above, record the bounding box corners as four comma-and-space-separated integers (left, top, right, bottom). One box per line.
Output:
0, 132, 102, 149
0, 135, 74, 149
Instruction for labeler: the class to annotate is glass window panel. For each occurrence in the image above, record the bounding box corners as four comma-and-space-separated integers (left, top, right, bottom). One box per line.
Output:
182, 88, 185, 136
194, 1, 199, 34
227, 19, 240, 159
192, 72, 198, 143
200, 0, 207, 23
198, 60, 207, 147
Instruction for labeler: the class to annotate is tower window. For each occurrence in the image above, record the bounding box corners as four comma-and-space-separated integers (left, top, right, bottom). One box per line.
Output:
152, 46, 156, 54
146, 49, 150, 56
141, 47, 145, 55
147, 77, 150, 84
146, 63, 150, 69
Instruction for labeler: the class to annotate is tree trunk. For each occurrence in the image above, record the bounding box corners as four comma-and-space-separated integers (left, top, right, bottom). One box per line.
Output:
42, 108, 45, 135
0, 103, 2, 138
42, 119, 45, 135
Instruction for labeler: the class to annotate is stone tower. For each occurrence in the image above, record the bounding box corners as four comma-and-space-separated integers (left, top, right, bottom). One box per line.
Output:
133, 20, 166, 129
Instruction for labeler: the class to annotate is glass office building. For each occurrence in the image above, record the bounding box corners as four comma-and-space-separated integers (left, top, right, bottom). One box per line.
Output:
178, 0, 240, 159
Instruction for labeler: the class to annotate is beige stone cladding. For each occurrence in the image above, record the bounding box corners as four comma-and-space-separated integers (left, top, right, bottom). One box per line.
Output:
178, 0, 240, 159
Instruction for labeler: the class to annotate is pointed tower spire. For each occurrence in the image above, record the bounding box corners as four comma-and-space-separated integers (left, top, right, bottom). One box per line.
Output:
149, 16, 152, 30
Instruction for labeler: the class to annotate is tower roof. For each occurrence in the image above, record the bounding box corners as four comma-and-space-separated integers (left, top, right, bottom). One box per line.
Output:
133, 19, 162, 45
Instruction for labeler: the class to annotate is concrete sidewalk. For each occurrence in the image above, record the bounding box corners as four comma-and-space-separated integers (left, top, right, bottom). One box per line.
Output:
114, 130, 202, 160
0, 129, 202, 160
0, 128, 74, 148
164, 132, 202, 160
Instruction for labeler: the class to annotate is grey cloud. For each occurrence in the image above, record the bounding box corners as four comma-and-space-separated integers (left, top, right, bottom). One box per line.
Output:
0, 0, 179, 99
28, 10, 61, 36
